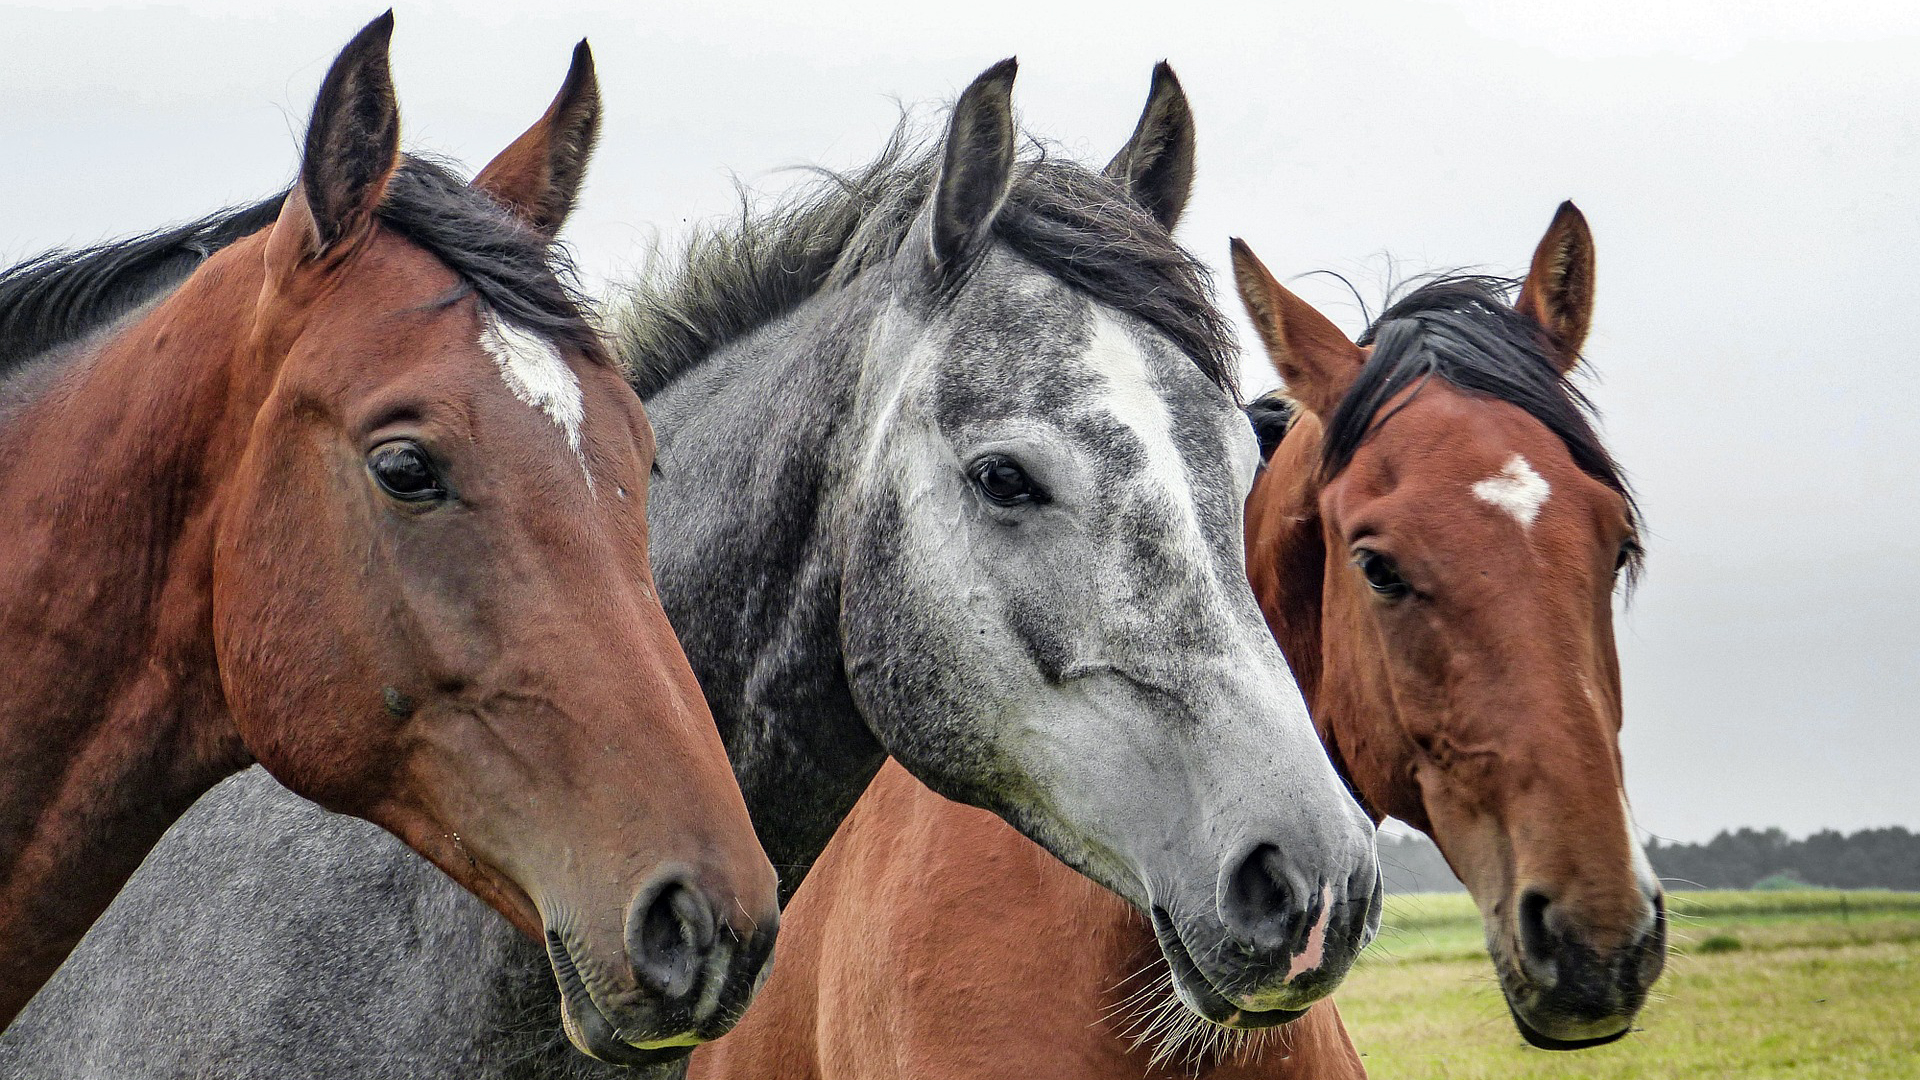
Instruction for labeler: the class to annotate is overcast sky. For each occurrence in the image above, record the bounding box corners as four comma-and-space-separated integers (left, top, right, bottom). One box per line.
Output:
5, 0, 1915, 844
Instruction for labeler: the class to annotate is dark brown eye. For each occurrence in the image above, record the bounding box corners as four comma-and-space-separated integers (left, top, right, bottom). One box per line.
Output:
1355, 549, 1410, 599
1615, 539, 1641, 574
369, 441, 444, 503
971, 455, 1046, 507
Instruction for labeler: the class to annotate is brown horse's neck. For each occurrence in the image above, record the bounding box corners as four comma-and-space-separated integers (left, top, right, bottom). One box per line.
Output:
0, 238, 269, 1021
1245, 419, 1332, 735
1250, 414, 1439, 836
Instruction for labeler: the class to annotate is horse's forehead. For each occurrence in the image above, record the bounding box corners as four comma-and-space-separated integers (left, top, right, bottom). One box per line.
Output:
1333, 387, 1614, 540
1073, 310, 1250, 483
929, 267, 1233, 441
297, 270, 601, 481
477, 311, 586, 456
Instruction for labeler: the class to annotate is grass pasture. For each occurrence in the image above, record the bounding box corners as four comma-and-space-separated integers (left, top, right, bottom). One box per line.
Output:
1339, 890, 1920, 1079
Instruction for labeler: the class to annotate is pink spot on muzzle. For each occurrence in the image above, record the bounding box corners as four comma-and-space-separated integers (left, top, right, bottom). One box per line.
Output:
1286, 884, 1335, 981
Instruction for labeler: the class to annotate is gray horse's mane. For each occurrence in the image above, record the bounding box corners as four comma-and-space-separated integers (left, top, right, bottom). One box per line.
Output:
612, 123, 1238, 399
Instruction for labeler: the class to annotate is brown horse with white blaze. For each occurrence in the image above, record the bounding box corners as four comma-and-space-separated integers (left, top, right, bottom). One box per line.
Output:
0, 16, 777, 1064
1238, 206, 1664, 1050
689, 202, 1661, 1079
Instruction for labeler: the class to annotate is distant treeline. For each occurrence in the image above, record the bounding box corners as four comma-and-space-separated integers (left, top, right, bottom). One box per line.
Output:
1646, 827, 1920, 891
1376, 826, 1920, 894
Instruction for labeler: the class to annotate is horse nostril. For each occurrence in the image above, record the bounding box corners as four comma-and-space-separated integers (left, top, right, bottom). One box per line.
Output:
626, 875, 719, 1002
1222, 843, 1297, 954
1516, 887, 1559, 985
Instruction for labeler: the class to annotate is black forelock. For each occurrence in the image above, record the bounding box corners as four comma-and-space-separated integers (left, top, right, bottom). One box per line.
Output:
992, 157, 1237, 397
614, 126, 1238, 400
1322, 274, 1643, 575
0, 155, 606, 383
374, 157, 607, 364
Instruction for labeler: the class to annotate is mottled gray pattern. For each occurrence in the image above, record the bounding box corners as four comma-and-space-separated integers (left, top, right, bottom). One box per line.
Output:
2, 90, 1375, 1075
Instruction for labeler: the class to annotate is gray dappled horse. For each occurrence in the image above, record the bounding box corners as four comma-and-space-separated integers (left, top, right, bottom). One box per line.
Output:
1, 62, 1379, 1077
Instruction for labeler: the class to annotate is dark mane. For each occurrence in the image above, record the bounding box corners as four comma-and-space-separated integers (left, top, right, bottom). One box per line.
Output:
376, 158, 607, 364
0, 155, 606, 381
1322, 274, 1643, 575
0, 196, 287, 374
612, 128, 1236, 399
1246, 393, 1296, 461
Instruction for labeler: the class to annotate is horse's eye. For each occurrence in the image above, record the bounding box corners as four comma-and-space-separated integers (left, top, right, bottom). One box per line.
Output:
1615, 539, 1641, 574
970, 455, 1046, 507
369, 442, 445, 503
1355, 549, 1410, 599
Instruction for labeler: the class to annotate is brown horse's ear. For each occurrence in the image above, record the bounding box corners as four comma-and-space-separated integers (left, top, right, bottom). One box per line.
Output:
271, 12, 400, 264
473, 39, 602, 240
1230, 238, 1365, 420
1516, 200, 1596, 373
1104, 62, 1196, 232
930, 58, 1018, 274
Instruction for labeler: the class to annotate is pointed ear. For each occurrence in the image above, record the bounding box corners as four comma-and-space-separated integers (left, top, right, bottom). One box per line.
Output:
276, 12, 400, 261
1515, 200, 1596, 373
473, 39, 602, 240
1104, 62, 1196, 232
1230, 238, 1364, 420
929, 58, 1018, 273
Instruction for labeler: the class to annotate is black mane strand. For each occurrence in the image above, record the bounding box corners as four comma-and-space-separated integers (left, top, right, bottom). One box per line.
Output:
0, 195, 286, 375
376, 158, 606, 365
1245, 392, 1296, 461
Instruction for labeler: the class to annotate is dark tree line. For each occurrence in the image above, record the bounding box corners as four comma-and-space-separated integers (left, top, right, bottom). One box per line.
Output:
1376, 826, 1920, 894
1645, 827, 1920, 891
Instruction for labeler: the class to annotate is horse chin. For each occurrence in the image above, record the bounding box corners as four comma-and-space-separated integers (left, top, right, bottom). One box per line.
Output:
548, 933, 699, 1067
1485, 918, 1645, 1050
1506, 1002, 1632, 1051
1150, 907, 1307, 1031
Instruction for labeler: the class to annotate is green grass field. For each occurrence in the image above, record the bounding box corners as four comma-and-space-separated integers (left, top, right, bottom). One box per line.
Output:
1339, 890, 1920, 1079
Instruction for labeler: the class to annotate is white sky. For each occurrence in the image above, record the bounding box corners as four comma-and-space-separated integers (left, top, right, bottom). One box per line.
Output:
5, 0, 1916, 844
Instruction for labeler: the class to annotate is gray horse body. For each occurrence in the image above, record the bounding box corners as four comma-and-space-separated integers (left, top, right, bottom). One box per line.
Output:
0, 771, 587, 1080
2, 63, 1379, 1077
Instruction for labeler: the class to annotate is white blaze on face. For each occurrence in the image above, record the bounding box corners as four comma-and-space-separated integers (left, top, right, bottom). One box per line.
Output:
1085, 311, 1212, 567
479, 311, 590, 482
1472, 453, 1550, 528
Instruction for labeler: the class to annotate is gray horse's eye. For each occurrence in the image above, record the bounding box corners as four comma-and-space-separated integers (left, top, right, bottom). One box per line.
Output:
970, 454, 1047, 507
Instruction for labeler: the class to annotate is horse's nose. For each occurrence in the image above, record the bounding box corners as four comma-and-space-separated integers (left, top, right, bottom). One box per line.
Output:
625, 870, 776, 1008
1219, 842, 1379, 964
1516, 884, 1666, 1004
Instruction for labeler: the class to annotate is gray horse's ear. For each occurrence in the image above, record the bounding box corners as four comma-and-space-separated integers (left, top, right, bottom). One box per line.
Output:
473, 39, 602, 240
930, 58, 1018, 273
1104, 62, 1195, 232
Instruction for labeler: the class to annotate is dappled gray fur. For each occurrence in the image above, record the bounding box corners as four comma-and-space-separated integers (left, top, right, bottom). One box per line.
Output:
0, 770, 610, 1080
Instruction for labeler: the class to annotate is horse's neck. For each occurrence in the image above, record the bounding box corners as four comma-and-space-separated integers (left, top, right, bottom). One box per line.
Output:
644, 292, 888, 901
1252, 423, 1412, 831
0, 246, 260, 1019
1248, 428, 1330, 709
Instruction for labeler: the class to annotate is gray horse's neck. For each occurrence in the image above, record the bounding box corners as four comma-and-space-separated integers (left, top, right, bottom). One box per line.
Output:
641, 274, 893, 899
